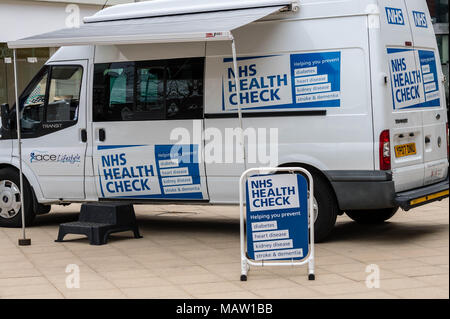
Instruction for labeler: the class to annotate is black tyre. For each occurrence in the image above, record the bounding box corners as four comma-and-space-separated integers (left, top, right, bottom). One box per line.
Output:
0, 168, 36, 227
346, 207, 399, 224
311, 173, 338, 242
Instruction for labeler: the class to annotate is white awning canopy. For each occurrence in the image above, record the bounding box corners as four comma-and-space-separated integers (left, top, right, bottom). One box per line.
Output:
8, 4, 292, 49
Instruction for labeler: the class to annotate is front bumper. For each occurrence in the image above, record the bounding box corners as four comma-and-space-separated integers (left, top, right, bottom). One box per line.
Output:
395, 177, 449, 211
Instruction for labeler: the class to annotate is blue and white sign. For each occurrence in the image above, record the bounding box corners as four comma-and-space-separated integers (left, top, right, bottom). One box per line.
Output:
222, 51, 341, 111
412, 11, 428, 28
155, 144, 203, 199
385, 7, 405, 25
418, 50, 441, 105
96, 144, 204, 199
291, 52, 341, 108
245, 174, 309, 261
387, 48, 441, 110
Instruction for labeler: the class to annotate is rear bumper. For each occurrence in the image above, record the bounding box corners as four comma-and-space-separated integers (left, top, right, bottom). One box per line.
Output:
395, 177, 449, 211
326, 170, 449, 211
326, 170, 396, 210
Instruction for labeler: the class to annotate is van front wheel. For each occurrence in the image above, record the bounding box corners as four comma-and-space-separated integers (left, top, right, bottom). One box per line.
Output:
0, 168, 36, 227
346, 207, 399, 224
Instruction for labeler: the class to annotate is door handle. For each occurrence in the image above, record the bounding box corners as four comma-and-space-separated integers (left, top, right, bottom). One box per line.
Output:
81, 129, 87, 143
99, 128, 106, 142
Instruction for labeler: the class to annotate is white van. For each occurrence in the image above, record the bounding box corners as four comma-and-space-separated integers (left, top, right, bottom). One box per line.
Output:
0, 0, 448, 241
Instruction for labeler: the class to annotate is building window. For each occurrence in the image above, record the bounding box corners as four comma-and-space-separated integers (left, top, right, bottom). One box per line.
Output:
0, 44, 50, 106
427, 0, 449, 23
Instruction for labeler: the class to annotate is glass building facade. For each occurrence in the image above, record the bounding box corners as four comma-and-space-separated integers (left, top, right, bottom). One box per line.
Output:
0, 0, 136, 107
0, 45, 50, 106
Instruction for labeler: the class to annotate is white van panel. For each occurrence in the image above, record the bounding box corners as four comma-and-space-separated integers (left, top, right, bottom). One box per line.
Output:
378, 0, 422, 191
405, 0, 448, 185
245, 115, 374, 170
379, 0, 413, 46
272, 0, 370, 20
91, 120, 209, 201
404, 0, 438, 49
48, 46, 94, 62
0, 140, 12, 164
375, 0, 448, 192
205, 14, 373, 203
12, 60, 89, 200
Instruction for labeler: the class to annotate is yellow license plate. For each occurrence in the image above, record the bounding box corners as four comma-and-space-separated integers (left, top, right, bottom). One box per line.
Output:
395, 143, 417, 158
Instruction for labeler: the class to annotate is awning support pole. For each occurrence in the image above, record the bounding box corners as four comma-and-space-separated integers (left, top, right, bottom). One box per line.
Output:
230, 34, 247, 167
13, 49, 31, 246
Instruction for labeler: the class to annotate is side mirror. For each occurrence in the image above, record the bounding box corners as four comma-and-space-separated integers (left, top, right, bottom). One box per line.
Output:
1, 103, 10, 129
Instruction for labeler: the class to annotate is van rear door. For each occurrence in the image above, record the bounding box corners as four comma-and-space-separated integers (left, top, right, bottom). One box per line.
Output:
404, 0, 449, 186
379, 0, 425, 192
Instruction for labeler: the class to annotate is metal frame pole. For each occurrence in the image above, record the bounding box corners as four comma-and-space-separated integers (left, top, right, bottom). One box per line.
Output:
230, 34, 246, 166
13, 49, 31, 246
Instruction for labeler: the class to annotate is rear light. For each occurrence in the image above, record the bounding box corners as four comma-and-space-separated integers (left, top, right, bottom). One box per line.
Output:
379, 129, 391, 170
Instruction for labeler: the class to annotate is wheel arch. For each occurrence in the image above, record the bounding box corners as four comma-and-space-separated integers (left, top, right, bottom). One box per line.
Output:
0, 162, 44, 203
277, 162, 342, 211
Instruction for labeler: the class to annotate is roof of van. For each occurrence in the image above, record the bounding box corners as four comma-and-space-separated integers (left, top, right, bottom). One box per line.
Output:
84, 0, 297, 23
10, 0, 376, 50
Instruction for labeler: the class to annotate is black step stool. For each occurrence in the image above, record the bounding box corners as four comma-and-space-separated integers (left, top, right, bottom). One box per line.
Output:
55, 202, 142, 245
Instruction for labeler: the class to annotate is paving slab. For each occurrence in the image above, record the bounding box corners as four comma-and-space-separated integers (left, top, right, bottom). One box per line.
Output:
0, 198, 448, 299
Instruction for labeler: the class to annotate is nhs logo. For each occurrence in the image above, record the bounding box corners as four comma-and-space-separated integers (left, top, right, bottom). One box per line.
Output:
386, 7, 405, 25
413, 11, 428, 28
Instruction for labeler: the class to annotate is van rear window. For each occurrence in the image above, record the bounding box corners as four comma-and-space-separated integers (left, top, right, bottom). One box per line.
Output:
93, 58, 204, 122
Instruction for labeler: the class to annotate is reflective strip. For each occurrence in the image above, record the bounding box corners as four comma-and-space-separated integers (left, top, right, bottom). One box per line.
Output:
410, 189, 449, 206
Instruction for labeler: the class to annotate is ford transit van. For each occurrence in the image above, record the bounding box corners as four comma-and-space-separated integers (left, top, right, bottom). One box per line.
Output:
1, 0, 448, 241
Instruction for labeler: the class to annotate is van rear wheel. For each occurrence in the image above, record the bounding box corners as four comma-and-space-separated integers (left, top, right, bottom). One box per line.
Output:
0, 168, 36, 227
346, 207, 399, 224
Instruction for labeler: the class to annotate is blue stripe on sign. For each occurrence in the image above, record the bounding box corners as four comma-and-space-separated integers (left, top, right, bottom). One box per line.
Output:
400, 99, 441, 109
97, 167, 105, 198
387, 48, 414, 54
108, 193, 204, 200
97, 145, 146, 150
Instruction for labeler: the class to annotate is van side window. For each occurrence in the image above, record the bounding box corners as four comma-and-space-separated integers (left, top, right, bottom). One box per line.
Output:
47, 66, 83, 122
19, 65, 82, 135
93, 62, 135, 122
135, 65, 165, 120
21, 68, 48, 131
166, 58, 204, 120
93, 57, 204, 122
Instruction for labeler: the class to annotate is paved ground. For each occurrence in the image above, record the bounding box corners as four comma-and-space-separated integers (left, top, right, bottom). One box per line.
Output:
0, 198, 448, 299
